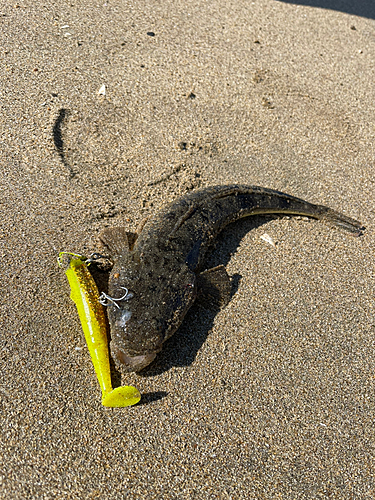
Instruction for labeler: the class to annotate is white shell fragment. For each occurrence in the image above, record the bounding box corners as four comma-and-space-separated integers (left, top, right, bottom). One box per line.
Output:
98, 84, 106, 96
260, 233, 276, 247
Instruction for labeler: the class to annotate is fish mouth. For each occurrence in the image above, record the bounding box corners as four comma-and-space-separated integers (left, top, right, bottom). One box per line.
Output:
114, 348, 156, 372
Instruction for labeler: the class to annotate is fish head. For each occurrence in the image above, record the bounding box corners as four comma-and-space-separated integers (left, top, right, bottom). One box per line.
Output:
105, 253, 197, 372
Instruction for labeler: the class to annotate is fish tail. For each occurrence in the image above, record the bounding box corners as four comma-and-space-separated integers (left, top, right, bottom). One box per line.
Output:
317, 206, 365, 236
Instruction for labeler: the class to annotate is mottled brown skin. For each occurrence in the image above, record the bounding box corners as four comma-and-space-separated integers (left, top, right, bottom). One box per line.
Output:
98, 185, 364, 372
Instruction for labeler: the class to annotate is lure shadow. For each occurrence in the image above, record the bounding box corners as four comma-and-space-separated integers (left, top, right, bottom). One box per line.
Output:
137, 391, 169, 405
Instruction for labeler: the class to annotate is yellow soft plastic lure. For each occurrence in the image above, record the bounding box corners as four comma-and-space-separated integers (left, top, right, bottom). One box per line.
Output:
58, 252, 141, 407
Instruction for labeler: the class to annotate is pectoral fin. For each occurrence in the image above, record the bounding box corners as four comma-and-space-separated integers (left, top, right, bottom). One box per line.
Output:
99, 227, 138, 256
196, 265, 231, 309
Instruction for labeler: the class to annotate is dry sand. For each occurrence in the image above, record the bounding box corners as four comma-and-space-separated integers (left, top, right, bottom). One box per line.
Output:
1, 0, 374, 498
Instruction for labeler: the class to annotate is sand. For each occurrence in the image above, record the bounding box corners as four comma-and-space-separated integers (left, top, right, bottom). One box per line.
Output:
1, 0, 374, 498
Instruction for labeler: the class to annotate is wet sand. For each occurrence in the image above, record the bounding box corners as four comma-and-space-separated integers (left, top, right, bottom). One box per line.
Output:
1, 1, 374, 497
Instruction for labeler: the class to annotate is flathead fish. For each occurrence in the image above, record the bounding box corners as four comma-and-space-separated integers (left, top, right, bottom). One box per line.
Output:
98, 185, 364, 372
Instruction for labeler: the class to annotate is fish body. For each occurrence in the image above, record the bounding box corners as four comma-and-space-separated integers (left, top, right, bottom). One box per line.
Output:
99, 185, 363, 372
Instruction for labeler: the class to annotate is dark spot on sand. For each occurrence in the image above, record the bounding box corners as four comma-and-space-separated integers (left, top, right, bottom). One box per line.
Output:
53, 108, 75, 178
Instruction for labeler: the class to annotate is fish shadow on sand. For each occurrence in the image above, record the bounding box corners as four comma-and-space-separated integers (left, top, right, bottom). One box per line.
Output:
139, 215, 278, 377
